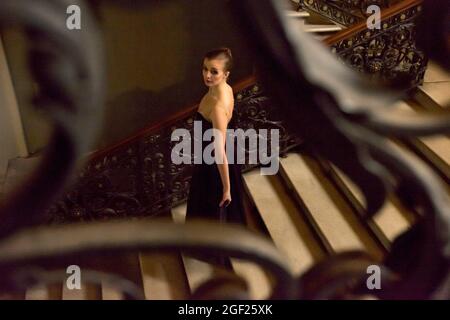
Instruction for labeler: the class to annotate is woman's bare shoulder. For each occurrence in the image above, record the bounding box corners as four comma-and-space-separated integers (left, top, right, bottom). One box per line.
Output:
201, 85, 234, 121
215, 88, 233, 118
216, 85, 233, 104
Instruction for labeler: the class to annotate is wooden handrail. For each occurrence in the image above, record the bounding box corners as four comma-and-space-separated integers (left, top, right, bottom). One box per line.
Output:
323, 0, 422, 46
88, 0, 422, 162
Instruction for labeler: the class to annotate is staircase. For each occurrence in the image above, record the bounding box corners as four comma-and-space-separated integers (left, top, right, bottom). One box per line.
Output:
282, 0, 343, 39
16, 61, 449, 300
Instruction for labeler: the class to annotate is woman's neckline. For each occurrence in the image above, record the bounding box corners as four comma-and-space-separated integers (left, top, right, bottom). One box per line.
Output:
196, 110, 212, 123
196, 110, 234, 125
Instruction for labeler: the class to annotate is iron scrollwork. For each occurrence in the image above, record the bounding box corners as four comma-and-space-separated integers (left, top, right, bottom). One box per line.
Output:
330, 2, 427, 88
300, 0, 391, 26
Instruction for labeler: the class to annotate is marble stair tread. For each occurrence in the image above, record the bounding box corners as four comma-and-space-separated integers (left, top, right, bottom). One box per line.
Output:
286, 10, 342, 36
243, 169, 324, 275
171, 204, 216, 293
279, 153, 382, 259
139, 252, 190, 300
100, 283, 123, 300
25, 285, 62, 300
418, 136, 450, 166
2, 155, 42, 194
395, 99, 450, 167
285, 10, 310, 18
61, 283, 101, 300
331, 165, 412, 243
416, 82, 450, 110
171, 203, 272, 299
423, 61, 450, 83
302, 24, 342, 33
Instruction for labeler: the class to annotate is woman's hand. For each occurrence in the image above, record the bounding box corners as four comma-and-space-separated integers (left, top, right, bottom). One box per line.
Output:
219, 190, 231, 207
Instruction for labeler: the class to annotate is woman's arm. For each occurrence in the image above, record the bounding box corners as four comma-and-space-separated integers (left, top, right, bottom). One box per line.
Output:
210, 101, 231, 207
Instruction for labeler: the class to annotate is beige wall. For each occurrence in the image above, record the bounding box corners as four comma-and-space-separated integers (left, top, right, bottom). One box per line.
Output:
0, 36, 28, 176
1, 29, 52, 155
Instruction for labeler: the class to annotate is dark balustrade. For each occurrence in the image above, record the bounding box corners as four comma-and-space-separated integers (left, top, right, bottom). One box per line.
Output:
299, 0, 393, 26
325, 0, 427, 88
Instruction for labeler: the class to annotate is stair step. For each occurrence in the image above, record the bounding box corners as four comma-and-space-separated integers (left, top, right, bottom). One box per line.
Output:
417, 136, 450, 166
394, 100, 450, 180
331, 166, 413, 243
415, 61, 450, 110
226, 259, 272, 299
285, 10, 310, 18
139, 252, 189, 299
101, 283, 123, 300
279, 153, 383, 259
113, 210, 187, 300
289, 17, 342, 34
285, 9, 342, 38
171, 204, 216, 293
62, 283, 102, 300
243, 169, 324, 275
423, 61, 450, 84
180, 255, 216, 294
171, 204, 272, 299
2, 156, 41, 194
303, 24, 343, 33
25, 285, 62, 300
96, 253, 145, 300
416, 82, 450, 110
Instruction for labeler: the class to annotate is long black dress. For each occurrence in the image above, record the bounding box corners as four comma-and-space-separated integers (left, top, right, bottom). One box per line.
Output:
186, 111, 247, 224
185, 111, 248, 266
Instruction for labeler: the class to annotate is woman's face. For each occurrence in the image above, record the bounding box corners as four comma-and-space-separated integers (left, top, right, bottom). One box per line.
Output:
202, 58, 229, 87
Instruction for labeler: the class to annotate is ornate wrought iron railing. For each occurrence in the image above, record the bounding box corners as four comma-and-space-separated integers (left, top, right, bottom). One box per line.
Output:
299, 0, 393, 26
324, 0, 427, 88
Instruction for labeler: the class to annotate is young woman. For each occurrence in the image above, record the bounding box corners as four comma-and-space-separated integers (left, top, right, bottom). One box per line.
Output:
185, 47, 247, 231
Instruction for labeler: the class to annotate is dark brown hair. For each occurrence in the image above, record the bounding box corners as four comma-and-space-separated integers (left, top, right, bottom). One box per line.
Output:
203, 47, 233, 72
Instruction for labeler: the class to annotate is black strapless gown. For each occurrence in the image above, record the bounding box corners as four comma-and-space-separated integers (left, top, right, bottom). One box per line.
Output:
185, 111, 248, 267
